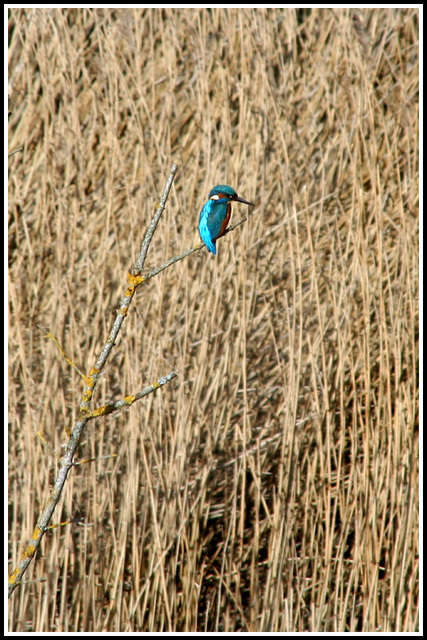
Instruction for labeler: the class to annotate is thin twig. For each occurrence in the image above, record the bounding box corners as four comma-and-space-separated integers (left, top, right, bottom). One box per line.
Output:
88, 372, 178, 419
8, 146, 24, 157
139, 215, 249, 283
133, 163, 178, 275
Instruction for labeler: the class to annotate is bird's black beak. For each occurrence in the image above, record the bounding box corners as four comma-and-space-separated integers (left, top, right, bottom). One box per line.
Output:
233, 194, 255, 206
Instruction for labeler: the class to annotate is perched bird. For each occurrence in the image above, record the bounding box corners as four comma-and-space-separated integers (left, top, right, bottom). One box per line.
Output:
198, 185, 254, 255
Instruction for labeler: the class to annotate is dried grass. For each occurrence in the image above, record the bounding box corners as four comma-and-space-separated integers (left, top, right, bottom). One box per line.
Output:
8, 7, 419, 632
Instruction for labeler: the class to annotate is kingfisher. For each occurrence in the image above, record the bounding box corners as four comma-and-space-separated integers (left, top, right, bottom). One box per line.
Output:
198, 185, 254, 255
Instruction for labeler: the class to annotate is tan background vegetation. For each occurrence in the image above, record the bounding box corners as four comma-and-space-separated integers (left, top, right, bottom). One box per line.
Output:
8, 7, 419, 632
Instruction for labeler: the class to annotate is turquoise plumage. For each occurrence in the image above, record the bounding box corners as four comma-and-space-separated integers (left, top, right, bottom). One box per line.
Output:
198, 185, 254, 255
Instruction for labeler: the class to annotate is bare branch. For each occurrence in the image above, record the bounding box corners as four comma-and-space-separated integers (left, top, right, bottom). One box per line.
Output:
8, 164, 179, 598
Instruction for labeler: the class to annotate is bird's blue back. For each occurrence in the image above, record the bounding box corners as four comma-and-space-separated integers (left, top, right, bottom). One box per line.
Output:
206, 200, 229, 240
199, 200, 224, 254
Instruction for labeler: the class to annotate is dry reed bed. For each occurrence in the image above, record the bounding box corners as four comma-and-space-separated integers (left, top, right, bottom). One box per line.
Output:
8, 8, 418, 632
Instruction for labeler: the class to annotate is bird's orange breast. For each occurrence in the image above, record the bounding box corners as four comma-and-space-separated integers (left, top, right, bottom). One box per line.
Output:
217, 202, 231, 239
